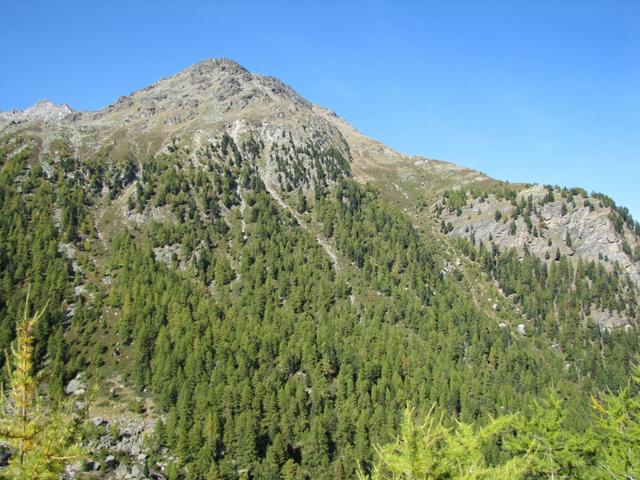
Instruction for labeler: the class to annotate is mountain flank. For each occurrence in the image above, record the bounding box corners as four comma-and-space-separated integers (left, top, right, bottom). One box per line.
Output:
0, 58, 638, 479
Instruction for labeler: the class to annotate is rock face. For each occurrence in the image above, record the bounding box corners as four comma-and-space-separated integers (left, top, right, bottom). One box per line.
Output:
105, 455, 118, 469
0, 446, 11, 467
439, 185, 640, 286
72, 411, 158, 479
0, 99, 73, 124
65, 372, 86, 396
436, 184, 639, 328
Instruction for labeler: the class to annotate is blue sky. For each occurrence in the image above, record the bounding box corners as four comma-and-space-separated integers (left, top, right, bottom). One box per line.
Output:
1, 1, 638, 219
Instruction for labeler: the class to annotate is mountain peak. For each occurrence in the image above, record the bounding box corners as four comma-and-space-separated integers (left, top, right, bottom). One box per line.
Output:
25, 99, 73, 117
0, 98, 73, 124
89, 58, 311, 127
188, 57, 250, 75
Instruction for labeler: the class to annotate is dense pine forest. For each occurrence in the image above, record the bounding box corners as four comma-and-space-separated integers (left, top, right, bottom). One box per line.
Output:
1, 59, 639, 479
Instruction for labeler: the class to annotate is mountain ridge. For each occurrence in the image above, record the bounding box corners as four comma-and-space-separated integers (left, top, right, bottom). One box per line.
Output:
0, 58, 489, 190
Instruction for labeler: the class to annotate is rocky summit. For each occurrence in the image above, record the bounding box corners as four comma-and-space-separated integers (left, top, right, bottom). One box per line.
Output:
0, 59, 638, 479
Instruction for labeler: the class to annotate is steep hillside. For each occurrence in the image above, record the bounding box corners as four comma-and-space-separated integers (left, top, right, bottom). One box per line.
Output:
436, 184, 639, 329
1, 59, 638, 479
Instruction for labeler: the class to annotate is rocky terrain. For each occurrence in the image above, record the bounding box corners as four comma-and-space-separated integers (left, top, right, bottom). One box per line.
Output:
2, 59, 351, 194
0, 98, 74, 123
59, 374, 162, 479
0, 59, 493, 209
438, 185, 640, 283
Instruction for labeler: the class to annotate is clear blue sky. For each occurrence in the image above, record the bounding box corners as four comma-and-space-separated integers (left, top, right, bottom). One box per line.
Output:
1, 1, 638, 219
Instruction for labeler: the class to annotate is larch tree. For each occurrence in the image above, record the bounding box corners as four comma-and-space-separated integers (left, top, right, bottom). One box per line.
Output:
0, 291, 85, 479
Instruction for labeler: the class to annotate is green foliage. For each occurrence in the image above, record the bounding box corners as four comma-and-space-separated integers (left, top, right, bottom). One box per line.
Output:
592, 191, 638, 234
0, 292, 85, 479
442, 189, 468, 213
459, 237, 639, 397
365, 377, 640, 480
591, 363, 640, 479
507, 390, 597, 478
360, 406, 529, 480
0, 140, 71, 389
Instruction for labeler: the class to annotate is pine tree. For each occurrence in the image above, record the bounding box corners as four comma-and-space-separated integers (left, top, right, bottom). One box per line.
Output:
0, 291, 85, 479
